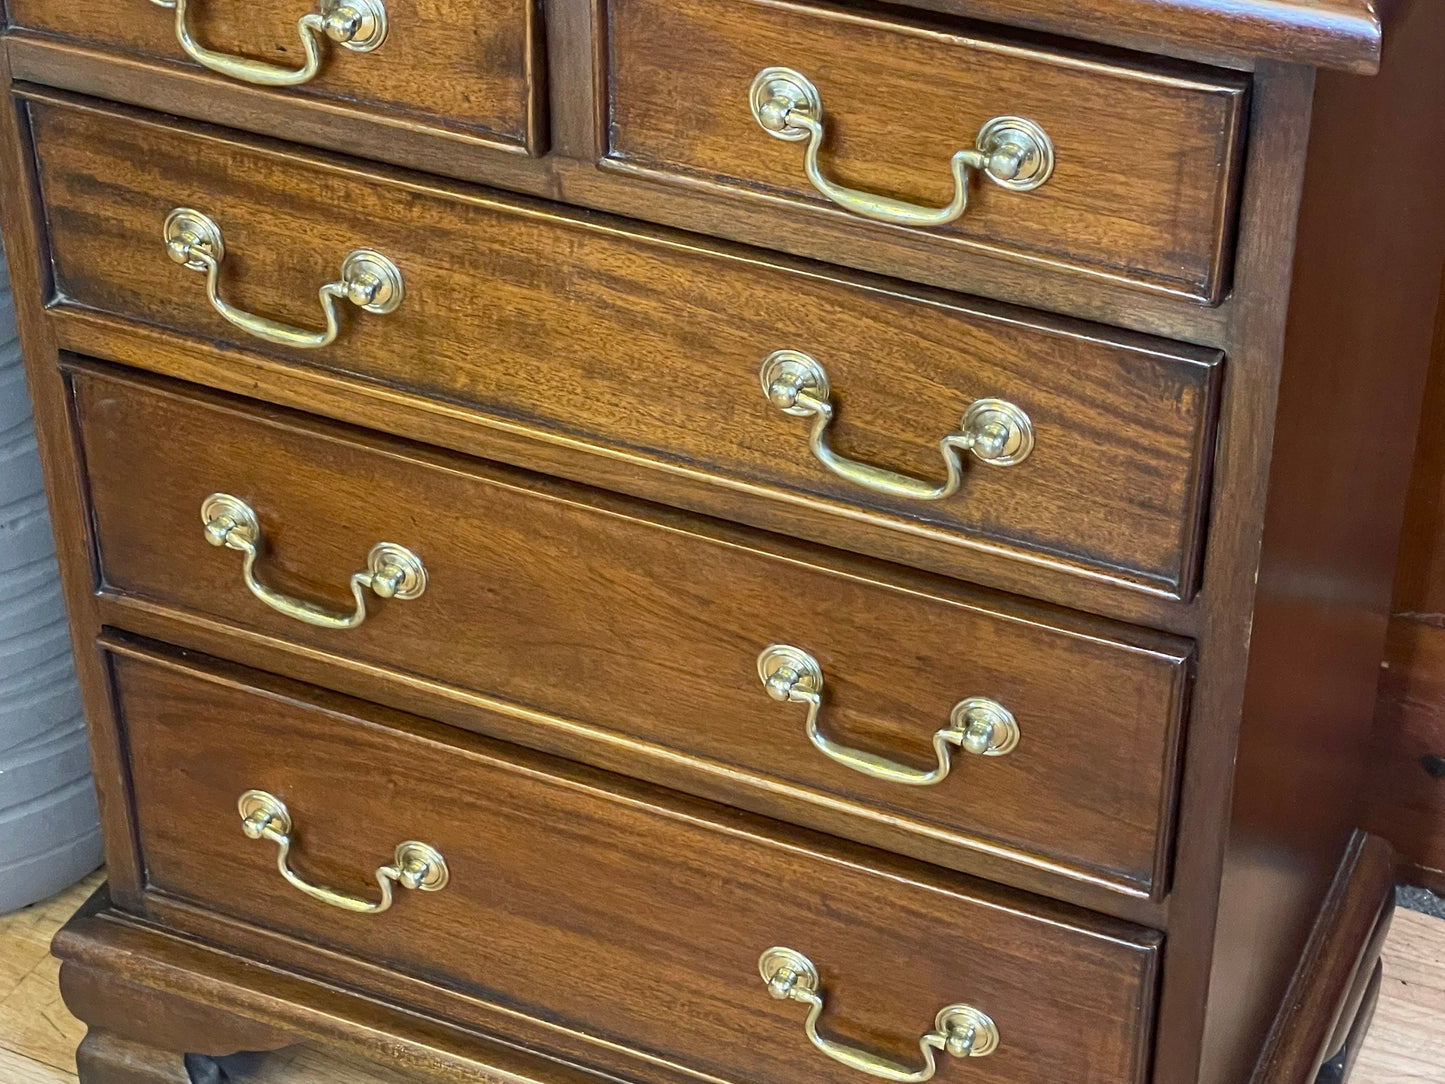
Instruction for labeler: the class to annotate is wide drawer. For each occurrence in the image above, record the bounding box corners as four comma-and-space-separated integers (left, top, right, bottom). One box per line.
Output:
107, 636, 1161, 1084
605, 0, 1249, 303
8, 0, 544, 155
30, 92, 1224, 601
72, 362, 1192, 899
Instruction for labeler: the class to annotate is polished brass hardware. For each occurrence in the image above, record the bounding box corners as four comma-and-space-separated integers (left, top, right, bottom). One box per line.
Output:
759, 947, 998, 1080
759, 645, 1019, 786
761, 350, 1033, 501
749, 67, 1053, 228
238, 790, 447, 913
164, 208, 403, 349
148, 0, 387, 86
201, 493, 427, 630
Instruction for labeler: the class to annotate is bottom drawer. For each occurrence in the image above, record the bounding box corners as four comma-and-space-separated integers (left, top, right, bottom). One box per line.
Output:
108, 636, 1159, 1084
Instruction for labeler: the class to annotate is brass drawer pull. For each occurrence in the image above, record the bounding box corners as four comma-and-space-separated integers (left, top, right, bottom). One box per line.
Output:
201, 493, 427, 630
760, 948, 998, 1081
758, 645, 1019, 787
238, 790, 448, 913
164, 208, 403, 350
147, 0, 387, 87
761, 351, 1033, 501
749, 67, 1053, 228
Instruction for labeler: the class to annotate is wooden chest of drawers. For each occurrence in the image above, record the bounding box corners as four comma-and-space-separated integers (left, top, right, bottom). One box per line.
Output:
2, 2, 1443, 1083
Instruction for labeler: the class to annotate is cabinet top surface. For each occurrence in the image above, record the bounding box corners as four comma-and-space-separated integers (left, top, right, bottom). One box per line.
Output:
892, 0, 1393, 73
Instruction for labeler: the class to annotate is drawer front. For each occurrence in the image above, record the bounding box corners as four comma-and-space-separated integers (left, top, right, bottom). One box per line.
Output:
73, 363, 1191, 898
31, 93, 1223, 599
606, 0, 1248, 302
109, 638, 1161, 1084
9, 0, 543, 154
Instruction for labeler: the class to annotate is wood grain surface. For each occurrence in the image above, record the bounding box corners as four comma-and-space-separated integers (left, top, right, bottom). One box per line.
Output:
0, 3, 1437, 1081
70, 361, 1192, 900
109, 637, 1161, 1084
5, 0, 545, 153
25, 90, 1224, 601
606, 0, 1248, 301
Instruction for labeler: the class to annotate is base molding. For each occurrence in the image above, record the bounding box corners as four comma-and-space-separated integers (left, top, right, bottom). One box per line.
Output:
51, 837, 1398, 1084
52, 887, 627, 1084
1251, 832, 1396, 1084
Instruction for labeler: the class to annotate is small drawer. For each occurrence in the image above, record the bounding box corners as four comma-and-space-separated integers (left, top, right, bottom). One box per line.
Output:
605, 0, 1249, 303
30, 92, 1223, 601
72, 362, 1191, 899
108, 636, 1161, 1084
8, 0, 544, 155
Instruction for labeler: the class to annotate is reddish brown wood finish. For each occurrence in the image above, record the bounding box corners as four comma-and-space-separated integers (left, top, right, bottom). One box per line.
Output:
24, 90, 1224, 603
110, 636, 1162, 1084
605, 0, 1249, 302
69, 360, 1191, 900
0, 24, 1243, 341
5, 0, 547, 154
0, 3, 1436, 1084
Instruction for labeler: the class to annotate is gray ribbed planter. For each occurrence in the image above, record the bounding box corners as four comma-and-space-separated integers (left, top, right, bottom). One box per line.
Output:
0, 242, 103, 913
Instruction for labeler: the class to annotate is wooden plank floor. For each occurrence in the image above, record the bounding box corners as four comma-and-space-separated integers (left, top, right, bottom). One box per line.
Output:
2, 873, 1443, 1082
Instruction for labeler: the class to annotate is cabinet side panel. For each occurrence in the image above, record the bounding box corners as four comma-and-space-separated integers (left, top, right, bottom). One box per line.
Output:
1205, 7, 1445, 1083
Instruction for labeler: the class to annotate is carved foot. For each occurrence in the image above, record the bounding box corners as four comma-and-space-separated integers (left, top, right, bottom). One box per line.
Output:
76, 1031, 193, 1084
62, 962, 295, 1084
1315, 959, 1385, 1084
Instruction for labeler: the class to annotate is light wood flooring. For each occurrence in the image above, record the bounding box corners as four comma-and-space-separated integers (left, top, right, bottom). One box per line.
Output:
1, 872, 1442, 1082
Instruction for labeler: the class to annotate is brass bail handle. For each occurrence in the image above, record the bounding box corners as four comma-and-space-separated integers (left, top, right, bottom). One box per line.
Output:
164, 208, 404, 350
761, 350, 1034, 502
750, 66, 1054, 228
758, 645, 1020, 787
201, 493, 428, 630
759, 948, 1000, 1081
239, 790, 448, 914
147, 0, 388, 87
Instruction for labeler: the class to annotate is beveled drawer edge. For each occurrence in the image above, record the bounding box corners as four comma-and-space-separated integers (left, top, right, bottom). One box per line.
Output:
598, 0, 1251, 304
102, 633, 1163, 1084
96, 635, 1161, 1084
104, 629, 1169, 945
14, 77, 1241, 355
13, 82, 1235, 353
596, 156, 1234, 305
97, 587, 1180, 904
20, 85, 1229, 602
46, 295, 1218, 611
67, 350, 1196, 911
65, 355, 1198, 662
599, 0, 1252, 103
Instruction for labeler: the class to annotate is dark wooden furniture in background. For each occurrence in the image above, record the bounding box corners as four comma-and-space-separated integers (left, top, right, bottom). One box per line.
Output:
1368, 273, 1445, 895
1, 2, 1444, 1084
